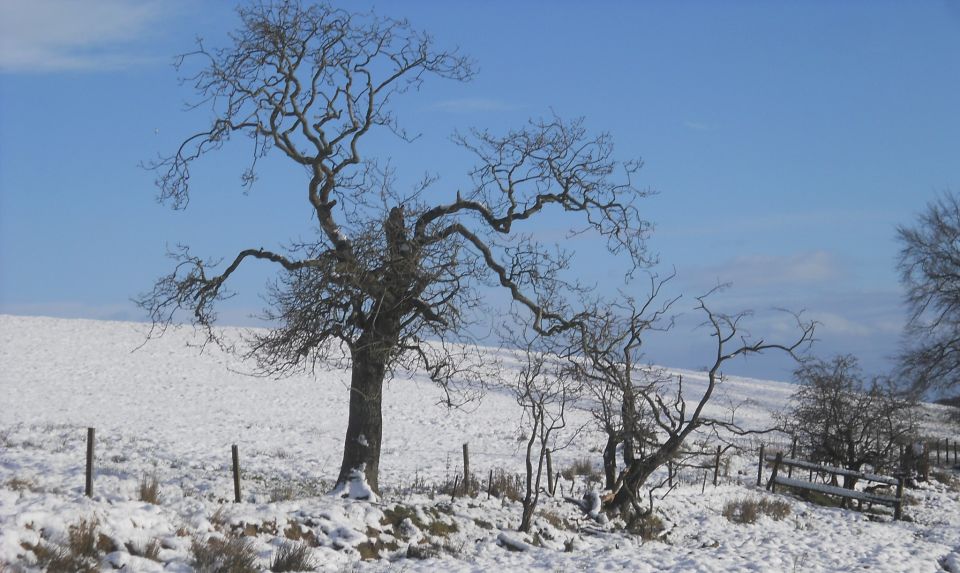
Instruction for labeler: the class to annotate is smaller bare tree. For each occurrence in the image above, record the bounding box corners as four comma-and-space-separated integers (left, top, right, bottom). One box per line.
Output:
577, 287, 815, 523
568, 273, 679, 490
781, 355, 917, 489
505, 319, 584, 533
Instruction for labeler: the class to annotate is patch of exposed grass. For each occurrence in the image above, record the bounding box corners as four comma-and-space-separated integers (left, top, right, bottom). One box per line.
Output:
723, 497, 791, 524
626, 512, 665, 540
191, 536, 259, 573
426, 518, 458, 538
5, 477, 37, 492
381, 505, 425, 530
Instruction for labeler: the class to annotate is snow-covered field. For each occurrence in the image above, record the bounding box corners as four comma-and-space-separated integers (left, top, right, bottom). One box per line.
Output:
1, 314, 958, 572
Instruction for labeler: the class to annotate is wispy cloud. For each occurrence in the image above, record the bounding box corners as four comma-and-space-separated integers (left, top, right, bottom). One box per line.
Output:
701, 250, 841, 288
431, 98, 519, 113
0, 0, 168, 72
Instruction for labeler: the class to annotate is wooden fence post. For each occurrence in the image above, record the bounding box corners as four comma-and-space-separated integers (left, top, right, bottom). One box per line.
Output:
545, 448, 555, 496
231, 445, 241, 503
85, 428, 95, 498
757, 444, 765, 487
788, 437, 797, 478
668, 460, 674, 488
894, 476, 905, 520
487, 469, 493, 499
767, 453, 783, 493
462, 443, 470, 495
713, 445, 721, 486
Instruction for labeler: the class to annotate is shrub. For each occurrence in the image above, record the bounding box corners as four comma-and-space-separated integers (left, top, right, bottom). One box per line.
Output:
723, 497, 791, 524
270, 540, 316, 572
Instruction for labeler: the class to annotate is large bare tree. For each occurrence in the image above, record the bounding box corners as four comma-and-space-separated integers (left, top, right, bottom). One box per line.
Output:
138, 1, 652, 495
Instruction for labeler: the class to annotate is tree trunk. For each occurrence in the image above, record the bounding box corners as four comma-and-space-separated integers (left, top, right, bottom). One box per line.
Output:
335, 339, 388, 496
603, 432, 619, 491
621, 384, 637, 466
609, 436, 683, 513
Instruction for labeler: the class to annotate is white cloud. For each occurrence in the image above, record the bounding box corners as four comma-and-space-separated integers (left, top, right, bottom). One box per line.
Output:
0, 0, 167, 72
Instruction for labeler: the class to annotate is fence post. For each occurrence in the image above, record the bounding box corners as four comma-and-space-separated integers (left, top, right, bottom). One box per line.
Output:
937, 439, 941, 466
713, 445, 721, 486
668, 460, 674, 488
756, 444, 765, 487
767, 453, 783, 493
85, 427, 95, 498
788, 437, 797, 478
894, 476, 905, 520
231, 445, 241, 503
487, 469, 493, 499
545, 448, 555, 496
462, 443, 470, 496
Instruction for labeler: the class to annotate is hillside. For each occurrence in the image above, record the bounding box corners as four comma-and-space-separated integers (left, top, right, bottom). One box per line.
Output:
1, 314, 958, 572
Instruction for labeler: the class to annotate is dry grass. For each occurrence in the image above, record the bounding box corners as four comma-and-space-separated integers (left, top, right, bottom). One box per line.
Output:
127, 538, 162, 561
486, 468, 523, 501
191, 536, 259, 573
561, 457, 601, 482
139, 473, 161, 504
626, 512, 665, 540
26, 517, 102, 573
4, 477, 37, 492
723, 497, 792, 524
931, 470, 960, 492
270, 540, 317, 571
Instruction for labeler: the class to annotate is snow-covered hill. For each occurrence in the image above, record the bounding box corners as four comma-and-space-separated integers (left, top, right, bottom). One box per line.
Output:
1, 314, 958, 572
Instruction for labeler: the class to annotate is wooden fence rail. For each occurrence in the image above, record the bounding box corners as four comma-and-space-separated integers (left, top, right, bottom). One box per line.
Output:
760, 451, 905, 520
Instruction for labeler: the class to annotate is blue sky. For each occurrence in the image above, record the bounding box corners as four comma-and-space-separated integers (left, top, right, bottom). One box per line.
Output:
1, 0, 958, 382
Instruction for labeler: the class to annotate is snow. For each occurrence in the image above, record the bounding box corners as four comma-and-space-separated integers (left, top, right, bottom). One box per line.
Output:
1, 314, 958, 572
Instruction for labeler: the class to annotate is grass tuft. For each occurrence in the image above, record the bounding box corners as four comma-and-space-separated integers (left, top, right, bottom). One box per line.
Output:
139, 473, 161, 504
561, 458, 601, 482
723, 497, 791, 524
191, 535, 259, 573
270, 540, 317, 571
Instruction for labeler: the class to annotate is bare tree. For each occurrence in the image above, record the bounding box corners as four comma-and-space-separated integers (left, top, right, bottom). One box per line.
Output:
568, 273, 679, 490
581, 288, 815, 521
138, 1, 652, 495
781, 355, 917, 489
504, 321, 583, 532
898, 191, 960, 394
